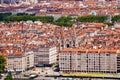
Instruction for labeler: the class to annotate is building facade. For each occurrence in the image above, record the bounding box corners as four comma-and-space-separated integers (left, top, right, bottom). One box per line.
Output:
59, 48, 120, 73
7, 51, 34, 72
34, 46, 57, 66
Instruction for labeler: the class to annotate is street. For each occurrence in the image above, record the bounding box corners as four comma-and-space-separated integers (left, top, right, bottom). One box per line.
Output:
11, 67, 120, 80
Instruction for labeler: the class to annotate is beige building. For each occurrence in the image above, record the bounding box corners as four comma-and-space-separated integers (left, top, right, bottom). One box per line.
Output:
59, 48, 120, 73
7, 51, 34, 72
34, 46, 57, 66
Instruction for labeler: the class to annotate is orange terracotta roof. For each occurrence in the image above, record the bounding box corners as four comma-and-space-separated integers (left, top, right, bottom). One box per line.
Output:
61, 48, 120, 54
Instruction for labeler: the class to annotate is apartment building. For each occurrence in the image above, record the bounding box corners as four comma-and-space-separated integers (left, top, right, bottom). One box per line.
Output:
34, 46, 57, 66
59, 48, 120, 73
7, 51, 34, 72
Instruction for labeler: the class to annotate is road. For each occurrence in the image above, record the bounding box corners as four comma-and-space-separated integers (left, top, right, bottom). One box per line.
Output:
12, 67, 60, 80
11, 67, 120, 80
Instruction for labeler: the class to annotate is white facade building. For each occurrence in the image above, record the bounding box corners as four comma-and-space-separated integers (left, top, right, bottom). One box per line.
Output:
59, 48, 120, 73
7, 51, 34, 72
34, 46, 57, 65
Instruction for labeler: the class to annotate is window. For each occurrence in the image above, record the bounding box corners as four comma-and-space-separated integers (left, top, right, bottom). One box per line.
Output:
14, 60, 18, 62
66, 44, 70, 48
61, 45, 64, 47
106, 54, 110, 56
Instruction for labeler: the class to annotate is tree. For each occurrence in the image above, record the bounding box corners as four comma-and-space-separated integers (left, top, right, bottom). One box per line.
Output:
4, 15, 54, 22
76, 15, 107, 23
0, 13, 12, 21
54, 16, 73, 27
112, 15, 120, 23
56, 16, 72, 22
0, 56, 6, 73
4, 72, 12, 80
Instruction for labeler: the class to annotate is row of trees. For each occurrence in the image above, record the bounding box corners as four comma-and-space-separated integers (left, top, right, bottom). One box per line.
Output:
4, 15, 54, 22
0, 13, 12, 21
54, 16, 73, 27
0, 13, 54, 23
112, 15, 120, 23
0, 13, 120, 27
76, 15, 107, 23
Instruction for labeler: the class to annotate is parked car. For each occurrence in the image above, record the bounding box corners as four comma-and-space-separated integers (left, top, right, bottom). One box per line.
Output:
53, 67, 60, 72
36, 64, 45, 67
29, 74, 38, 79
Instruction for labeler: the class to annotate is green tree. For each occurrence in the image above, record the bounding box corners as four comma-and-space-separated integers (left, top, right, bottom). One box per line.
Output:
4, 15, 54, 22
4, 72, 12, 80
56, 16, 72, 22
0, 13, 12, 21
76, 15, 107, 23
54, 16, 73, 27
0, 56, 6, 73
112, 15, 120, 23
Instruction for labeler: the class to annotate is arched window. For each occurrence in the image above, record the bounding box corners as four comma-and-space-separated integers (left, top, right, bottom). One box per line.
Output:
66, 44, 70, 48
